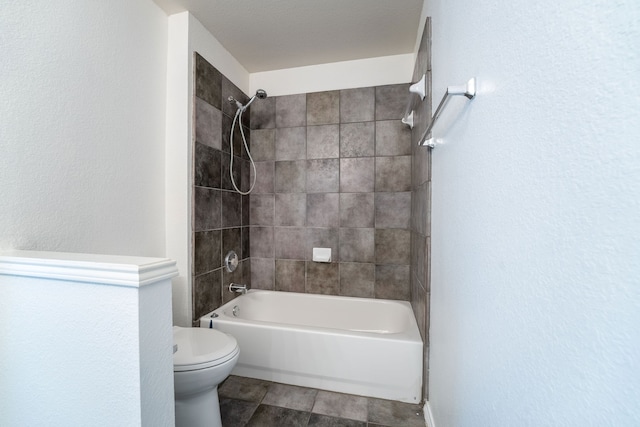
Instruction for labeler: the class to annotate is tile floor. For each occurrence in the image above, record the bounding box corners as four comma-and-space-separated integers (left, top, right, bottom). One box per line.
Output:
219, 375, 426, 427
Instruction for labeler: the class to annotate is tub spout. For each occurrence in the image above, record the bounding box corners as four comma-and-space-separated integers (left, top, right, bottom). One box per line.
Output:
229, 283, 248, 294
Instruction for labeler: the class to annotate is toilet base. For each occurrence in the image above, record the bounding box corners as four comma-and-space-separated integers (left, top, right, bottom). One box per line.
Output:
175, 386, 222, 427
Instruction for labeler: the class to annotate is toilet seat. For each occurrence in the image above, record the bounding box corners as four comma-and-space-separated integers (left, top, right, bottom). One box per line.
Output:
173, 327, 239, 372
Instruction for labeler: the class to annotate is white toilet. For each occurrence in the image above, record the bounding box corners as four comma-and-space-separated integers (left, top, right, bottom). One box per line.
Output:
173, 326, 240, 427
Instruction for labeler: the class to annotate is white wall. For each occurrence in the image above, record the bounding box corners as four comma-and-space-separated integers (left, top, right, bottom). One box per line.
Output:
0, 251, 177, 426
426, 0, 640, 426
250, 54, 414, 96
0, 0, 168, 257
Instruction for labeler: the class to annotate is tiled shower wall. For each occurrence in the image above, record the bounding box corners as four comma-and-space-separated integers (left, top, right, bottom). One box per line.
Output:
192, 40, 430, 397
192, 53, 252, 323
410, 18, 432, 400
248, 84, 413, 300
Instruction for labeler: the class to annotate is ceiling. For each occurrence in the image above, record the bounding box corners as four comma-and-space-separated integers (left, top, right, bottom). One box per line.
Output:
153, 0, 425, 73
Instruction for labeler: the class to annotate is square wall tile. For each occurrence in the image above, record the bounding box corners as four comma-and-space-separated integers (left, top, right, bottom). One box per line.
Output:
376, 156, 412, 192
250, 226, 273, 258
276, 127, 306, 160
375, 120, 411, 156
193, 268, 221, 320
252, 161, 274, 194
240, 158, 251, 193
340, 157, 374, 193
251, 129, 275, 161
250, 96, 275, 129
375, 229, 410, 265
195, 53, 222, 109
306, 193, 339, 227
306, 262, 339, 295
339, 262, 375, 298
241, 226, 250, 259
340, 87, 375, 123
249, 194, 274, 226
375, 265, 410, 300
194, 143, 221, 189
251, 258, 275, 290
275, 193, 306, 226
220, 114, 233, 155
411, 273, 428, 341
195, 97, 222, 150
305, 228, 339, 261
375, 192, 411, 229
274, 227, 306, 260
307, 125, 339, 159
221, 191, 242, 227
375, 83, 409, 121
242, 193, 250, 227
276, 94, 306, 128
412, 181, 431, 236
411, 231, 427, 287
275, 260, 305, 292
194, 230, 222, 275
413, 143, 431, 185
340, 122, 375, 158
307, 91, 339, 125
306, 159, 339, 193
194, 187, 221, 231
340, 193, 374, 228
339, 228, 375, 263
275, 161, 306, 193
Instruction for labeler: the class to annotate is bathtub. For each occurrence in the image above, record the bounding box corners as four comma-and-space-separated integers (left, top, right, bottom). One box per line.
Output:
199, 290, 423, 403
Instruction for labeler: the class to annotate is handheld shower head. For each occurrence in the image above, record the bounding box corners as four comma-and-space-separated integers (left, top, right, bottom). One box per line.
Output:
228, 89, 268, 112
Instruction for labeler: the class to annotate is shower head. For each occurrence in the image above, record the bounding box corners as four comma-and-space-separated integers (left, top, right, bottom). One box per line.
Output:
255, 89, 267, 99
228, 89, 268, 112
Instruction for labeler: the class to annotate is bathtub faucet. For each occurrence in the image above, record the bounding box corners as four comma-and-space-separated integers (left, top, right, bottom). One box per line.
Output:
228, 283, 248, 294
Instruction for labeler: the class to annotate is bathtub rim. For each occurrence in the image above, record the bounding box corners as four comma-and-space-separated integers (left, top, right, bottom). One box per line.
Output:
204, 289, 423, 342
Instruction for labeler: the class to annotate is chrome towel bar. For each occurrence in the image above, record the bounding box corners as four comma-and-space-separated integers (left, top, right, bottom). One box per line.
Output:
419, 77, 476, 148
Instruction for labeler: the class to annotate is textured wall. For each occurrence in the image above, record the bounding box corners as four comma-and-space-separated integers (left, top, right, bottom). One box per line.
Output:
0, 0, 167, 257
426, 0, 640, 425
249, 85, 413, 299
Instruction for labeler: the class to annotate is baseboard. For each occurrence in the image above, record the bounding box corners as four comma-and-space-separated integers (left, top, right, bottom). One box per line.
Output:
423, 401, 435, 427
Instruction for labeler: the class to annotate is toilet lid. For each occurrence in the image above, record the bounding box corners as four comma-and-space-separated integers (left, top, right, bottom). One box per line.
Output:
173, 326, 239, 371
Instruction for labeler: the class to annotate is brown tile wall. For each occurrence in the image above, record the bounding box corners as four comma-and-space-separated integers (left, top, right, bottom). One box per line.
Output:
249, 84, 412, 300
409, 18, 432, 401
192, 53, 252, 323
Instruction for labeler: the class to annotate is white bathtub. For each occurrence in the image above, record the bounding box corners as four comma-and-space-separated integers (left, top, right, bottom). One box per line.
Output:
199, 290, 423, 403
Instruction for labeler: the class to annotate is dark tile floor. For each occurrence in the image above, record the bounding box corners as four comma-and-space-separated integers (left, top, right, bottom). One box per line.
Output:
219, 375, 426, 427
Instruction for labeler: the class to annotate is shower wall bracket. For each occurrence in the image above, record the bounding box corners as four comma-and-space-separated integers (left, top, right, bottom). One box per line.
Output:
401, 110, 414, 128
409, 74, 427, 100
419, 77, 476, 149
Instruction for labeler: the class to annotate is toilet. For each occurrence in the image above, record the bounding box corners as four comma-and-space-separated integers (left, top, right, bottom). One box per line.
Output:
172, 326, 240, 427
